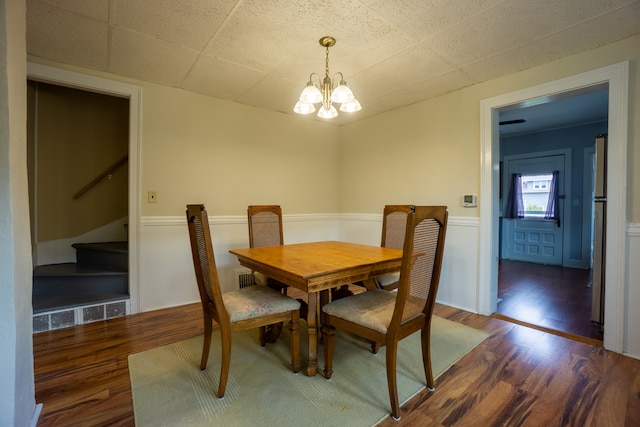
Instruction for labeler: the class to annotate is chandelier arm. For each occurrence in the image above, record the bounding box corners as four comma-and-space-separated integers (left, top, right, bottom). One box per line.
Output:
309, 73, 321, 85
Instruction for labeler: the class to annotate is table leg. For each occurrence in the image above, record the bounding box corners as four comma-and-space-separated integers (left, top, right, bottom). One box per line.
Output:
306, 292, 318, 376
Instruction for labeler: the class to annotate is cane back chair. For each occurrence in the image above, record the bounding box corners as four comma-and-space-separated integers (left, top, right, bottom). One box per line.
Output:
186, 204, 301, 398
321, 205, 448, 420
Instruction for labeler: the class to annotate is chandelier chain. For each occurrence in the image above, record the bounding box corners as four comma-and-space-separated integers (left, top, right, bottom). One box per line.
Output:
325, 45, 330, 78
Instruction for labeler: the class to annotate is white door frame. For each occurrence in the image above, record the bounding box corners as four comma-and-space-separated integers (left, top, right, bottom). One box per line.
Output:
27, 62, 142, 314
479, 62, 628, 353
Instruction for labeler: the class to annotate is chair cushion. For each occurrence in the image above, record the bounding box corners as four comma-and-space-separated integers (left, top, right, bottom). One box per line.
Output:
375, 272, 400, 289
223, 285, 300, 323
322, 289, 396, 334
253, 271, 270, 286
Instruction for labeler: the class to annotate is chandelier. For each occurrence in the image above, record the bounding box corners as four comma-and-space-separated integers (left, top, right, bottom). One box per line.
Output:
293, 36, 361, 119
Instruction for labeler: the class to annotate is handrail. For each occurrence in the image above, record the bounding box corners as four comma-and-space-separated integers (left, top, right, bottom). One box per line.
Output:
73, 155, 128, 199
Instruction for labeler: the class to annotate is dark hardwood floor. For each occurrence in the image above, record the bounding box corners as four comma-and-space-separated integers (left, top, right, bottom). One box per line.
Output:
496, 259, 603, 344
33, 300, 640, 426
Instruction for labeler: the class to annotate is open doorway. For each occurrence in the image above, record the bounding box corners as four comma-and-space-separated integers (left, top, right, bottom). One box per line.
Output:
479, 62, 629, 353
27, 62, 142, 316
494, 94, 607, 342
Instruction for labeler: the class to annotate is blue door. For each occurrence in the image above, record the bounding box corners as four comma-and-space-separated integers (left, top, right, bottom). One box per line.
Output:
502, 154, 565, 265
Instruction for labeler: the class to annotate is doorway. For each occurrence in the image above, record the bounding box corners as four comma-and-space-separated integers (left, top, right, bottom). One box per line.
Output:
478, 62, 629, 353
27, 62, 142, 314
496, 131, 602, 341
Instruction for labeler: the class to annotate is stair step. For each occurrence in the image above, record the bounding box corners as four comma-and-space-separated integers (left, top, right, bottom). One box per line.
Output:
33, 263, 128, 296
72, 241, 128, 271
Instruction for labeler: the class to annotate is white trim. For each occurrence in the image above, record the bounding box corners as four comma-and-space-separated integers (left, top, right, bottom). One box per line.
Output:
583, 147, 595, 268
142, 213, 341, 227
29, 403, 43, 427
141, 213, 476, 227
480, 61, 629, 353
27, 63, 143, 314
628, 223, 640, 237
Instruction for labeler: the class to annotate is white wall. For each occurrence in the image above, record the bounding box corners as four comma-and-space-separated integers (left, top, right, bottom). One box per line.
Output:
138, 213, 480, 313
627, 224, 640, 357
138, 213, 340, 312
0, 0, 39, 425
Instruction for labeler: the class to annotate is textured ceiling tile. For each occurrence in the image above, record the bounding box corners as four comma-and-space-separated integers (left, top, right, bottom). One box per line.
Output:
270, 47, 328, 83
203, 0, 362, 71
235, 75, 303, 115
352, 44, 456, 101
27, 0, 109, 70
555, 0, 640, 21
364, 0, 505, 40
31, 0, 110, 21
327, 5, 418, 74
464, 2, 640, 83
182, 55, 266, 101
426, 0, 572, 67
109, 27, 199, 87
372, 70, 474, 112
112, 0, 238, 51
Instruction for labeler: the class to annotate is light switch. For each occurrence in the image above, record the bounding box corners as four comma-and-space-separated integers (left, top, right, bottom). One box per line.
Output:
148, 191, 157, 203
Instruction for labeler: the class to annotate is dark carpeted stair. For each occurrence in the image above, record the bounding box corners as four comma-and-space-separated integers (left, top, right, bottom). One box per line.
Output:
33, 241, 129, 314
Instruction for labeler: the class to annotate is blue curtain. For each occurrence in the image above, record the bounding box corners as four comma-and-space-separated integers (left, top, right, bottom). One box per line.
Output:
544, 170, 560, 221
504, 173, 524, 218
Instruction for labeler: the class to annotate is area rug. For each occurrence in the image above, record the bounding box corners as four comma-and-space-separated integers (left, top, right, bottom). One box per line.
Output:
129, 316, 489, 427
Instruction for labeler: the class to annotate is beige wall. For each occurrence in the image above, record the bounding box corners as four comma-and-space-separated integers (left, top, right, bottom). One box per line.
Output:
141, 84, 341, 217
339, 34, 639, 222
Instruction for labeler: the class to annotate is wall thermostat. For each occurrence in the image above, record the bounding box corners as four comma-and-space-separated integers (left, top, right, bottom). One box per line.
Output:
463, 195, 477, 207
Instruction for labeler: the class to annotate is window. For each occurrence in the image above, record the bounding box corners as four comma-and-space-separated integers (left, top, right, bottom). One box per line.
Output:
520, 174, 553, 217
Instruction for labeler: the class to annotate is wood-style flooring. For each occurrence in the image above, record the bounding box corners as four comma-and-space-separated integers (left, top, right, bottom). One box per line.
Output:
33, 300, 640, 426
496, 259, 603, 344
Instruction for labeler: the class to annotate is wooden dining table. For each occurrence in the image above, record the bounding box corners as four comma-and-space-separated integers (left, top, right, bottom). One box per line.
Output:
229, 240, 402, 376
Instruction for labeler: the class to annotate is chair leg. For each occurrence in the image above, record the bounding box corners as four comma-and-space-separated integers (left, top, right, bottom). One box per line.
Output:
421, 326, 435, 391
217, 327, 232, 398
259, 326, 267, 347
322, 324, 335, 379
289, 311, 301, 373
200, 310, 213, 370
386, 340, 401, 420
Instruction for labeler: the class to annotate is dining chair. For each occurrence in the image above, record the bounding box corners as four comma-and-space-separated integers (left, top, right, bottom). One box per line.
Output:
375, 204, 413, 291
321, 205, 448, 420
247, 205, 295, 342
247, 205, 288, 294
186, 204, 301, 398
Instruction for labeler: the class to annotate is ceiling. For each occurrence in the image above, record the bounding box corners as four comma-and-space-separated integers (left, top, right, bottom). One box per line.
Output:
26, 0, 640, 127
498, 86, 610, 136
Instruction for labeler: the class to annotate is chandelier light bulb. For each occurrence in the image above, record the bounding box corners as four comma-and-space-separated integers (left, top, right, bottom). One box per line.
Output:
330, 80, 354, 104
294, 100, 316, 114
299, 81, 322, 104
317, 104, 338, 119
339, 99, 362, 113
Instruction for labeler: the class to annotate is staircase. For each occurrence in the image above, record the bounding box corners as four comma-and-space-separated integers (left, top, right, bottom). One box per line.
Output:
32, 241, 130, 333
